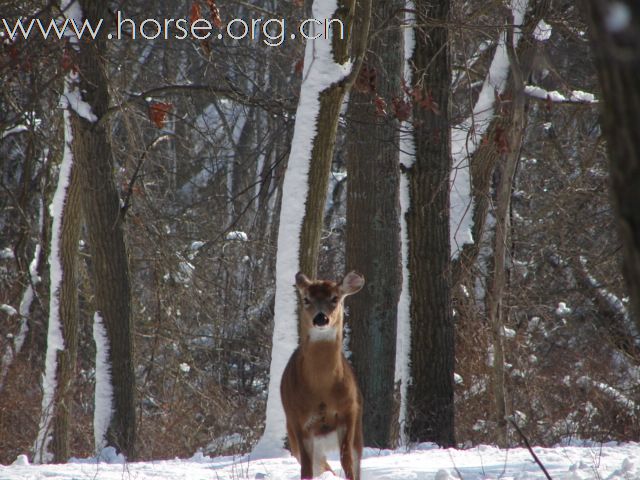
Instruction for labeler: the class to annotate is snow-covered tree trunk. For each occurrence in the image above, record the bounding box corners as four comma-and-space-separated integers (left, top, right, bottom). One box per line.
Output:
451, 0, 547, 284
451, 0, 543, 446
33, 74, 84, 464
297, 1, 370, 279
253, 0, 371, 457
394, 4, 415, 448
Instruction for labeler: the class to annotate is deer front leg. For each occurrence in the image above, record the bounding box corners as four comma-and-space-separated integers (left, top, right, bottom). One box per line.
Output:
286, 421, 300, 462
299, 433, 313, 480
339, 413, 361, 480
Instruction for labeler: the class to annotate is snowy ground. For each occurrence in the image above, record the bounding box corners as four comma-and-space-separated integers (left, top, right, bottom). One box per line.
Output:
2, 443, 640, 480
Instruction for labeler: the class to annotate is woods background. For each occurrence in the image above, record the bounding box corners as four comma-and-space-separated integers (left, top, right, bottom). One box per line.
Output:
1, 0, 640, 465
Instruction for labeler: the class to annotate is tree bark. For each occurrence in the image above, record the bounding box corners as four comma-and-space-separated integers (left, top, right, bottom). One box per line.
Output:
406, 0, 455, 446
73, 1, 136, 458
345, 0, 403, 448
584, 0, 640, 331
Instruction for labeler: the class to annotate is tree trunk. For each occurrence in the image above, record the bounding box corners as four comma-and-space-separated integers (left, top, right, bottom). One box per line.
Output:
253, 0, 372, 455
298, 0, 371, 279
73, 1, 136, 458
345, 0, 403, 448
34, 106, 82, 464
405, 0, 455, 446
485, 44, 527, 447
584, 0, 640, 331
37, 167, 81, 463
49, 164, 82, 463
449, 1, 549, 445
231, 109, 257, 231
452, 0, 550, 287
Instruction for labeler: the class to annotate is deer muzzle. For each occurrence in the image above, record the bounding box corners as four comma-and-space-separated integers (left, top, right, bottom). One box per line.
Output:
313, 312, 329, 327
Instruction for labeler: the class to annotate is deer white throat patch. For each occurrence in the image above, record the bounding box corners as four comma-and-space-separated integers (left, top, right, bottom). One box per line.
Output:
308, 326, 338, 343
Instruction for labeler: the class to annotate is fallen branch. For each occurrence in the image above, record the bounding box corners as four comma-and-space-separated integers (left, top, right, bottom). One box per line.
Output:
508, 417, 553, 480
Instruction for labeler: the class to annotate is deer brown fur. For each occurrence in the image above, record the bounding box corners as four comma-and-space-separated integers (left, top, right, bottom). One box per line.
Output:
280, 271, 365, 480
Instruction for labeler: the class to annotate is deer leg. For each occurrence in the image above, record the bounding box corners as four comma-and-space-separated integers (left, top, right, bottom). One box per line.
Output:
299, 433, 313, 480
339, 416, 357, 480
352, 412, 363, 480
286, 421, 300, 461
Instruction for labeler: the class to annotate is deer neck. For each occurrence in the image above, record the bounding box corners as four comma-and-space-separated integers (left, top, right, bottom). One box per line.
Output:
300, 319, 345, 382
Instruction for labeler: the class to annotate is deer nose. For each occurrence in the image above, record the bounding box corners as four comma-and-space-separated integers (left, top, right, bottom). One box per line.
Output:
313, 313, 329, 327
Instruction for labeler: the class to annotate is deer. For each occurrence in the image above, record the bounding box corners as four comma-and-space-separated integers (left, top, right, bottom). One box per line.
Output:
280, 271, 365, 480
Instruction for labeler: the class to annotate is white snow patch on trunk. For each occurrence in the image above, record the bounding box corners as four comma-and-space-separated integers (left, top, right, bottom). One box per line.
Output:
252, 0, 352, 458
449, 0, 529, 259
60, 72, 97, 123
58, 2, 97, 122
93, 312, 114, 454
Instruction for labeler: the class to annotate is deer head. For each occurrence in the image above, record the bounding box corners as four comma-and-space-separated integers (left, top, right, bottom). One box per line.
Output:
295, 271, 364, 343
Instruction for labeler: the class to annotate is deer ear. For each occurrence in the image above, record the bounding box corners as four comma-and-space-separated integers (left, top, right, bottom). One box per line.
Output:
340, 271, 364, 296
295, 272, 312, 289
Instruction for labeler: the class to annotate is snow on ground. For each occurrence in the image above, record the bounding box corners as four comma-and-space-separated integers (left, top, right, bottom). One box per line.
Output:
2, 443, 640, 479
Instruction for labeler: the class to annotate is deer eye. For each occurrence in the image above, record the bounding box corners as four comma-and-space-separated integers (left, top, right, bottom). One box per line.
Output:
303, 297, 311, 307
331, 296, 338, 304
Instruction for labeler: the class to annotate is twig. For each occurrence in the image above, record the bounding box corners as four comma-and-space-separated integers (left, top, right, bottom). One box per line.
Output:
120, 134, 172, 217
508, 417, 553, 480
